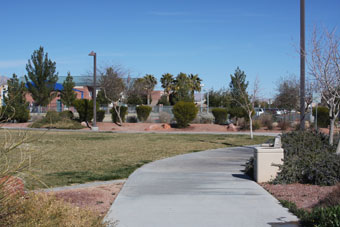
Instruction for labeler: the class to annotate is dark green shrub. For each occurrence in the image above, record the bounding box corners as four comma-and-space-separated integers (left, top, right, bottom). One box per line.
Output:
313, 106, 330, 128
0, 104, 30, 123
136, 105, 152, 122
96, 110, 105, 122
273, 131, 340, 186
244, 157, 254, 179
212, 108, 227, 125
172, 101, 198, 128
157, 95, 171, 106
73, 99, 99, 122
59, 110, 73, 120
110, 106, 128, 123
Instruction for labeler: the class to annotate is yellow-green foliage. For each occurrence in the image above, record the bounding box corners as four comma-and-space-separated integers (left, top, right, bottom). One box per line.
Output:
0, 192, 105, 227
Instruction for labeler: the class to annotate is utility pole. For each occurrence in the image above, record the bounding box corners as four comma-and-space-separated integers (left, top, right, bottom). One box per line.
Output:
300, 0, 306, 130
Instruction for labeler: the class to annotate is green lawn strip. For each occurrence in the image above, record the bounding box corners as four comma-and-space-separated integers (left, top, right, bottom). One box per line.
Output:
1, 130, 270, 189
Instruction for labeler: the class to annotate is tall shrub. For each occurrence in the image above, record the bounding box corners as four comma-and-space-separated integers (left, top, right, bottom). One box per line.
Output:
111, 106, 127, 123
73, 99, 99, 123
313, 106, 330, 128
172, 101, 198, 128
136, 105, 152, 122
211, 108, 227, 125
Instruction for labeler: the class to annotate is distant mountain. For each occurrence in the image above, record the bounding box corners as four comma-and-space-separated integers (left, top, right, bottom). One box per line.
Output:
0, 76, 9, 85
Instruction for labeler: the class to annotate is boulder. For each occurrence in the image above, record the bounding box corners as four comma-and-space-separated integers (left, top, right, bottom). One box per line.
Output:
228, 123, 237, 131
162, 124, 171, 129
0, 176, 25, 196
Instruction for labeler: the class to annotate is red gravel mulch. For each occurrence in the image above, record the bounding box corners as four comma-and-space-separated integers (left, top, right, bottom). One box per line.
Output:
261, 183, 339, 211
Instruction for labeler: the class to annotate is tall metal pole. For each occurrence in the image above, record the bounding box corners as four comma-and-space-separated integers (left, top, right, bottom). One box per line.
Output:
93, 53, 97, 128
300, 0, 306, 130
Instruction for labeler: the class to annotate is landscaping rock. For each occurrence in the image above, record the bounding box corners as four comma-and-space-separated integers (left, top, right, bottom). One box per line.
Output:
162, 124, 171, 129
81, 122, 87, 127
227, 123, 237, 131
0, 176, 25, 196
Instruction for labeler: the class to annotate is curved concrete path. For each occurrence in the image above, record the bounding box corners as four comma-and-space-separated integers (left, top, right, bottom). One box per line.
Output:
105, 147, 298, 227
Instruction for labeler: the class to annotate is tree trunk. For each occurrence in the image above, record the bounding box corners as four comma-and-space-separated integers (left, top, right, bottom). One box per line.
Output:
113, 105, 123, 126
336, 138, 340, 155
329, 118, 335, 145
249, 112, 253, 140
166, 93, 170, 102
147, 94, 150, 105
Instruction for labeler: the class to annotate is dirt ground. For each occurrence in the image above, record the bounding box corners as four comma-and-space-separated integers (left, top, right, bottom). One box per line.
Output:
3, 122, 286, 133
261, 183, 338, 211
46, 182, 124, 216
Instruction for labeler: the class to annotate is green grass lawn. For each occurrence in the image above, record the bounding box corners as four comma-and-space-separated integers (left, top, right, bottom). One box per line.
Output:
1, 130, 271, 189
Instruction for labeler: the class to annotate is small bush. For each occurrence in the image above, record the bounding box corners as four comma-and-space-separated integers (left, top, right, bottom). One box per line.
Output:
136, 105, 152, 122
127, 94, 143, 105
273, 130, 340, 186
110, 106, 128, 123
259, 114, 273, 130
239, 118, 261, 130
126, 116, 138, 123
172, 102, 198, 128
159, 112, 172, 123
318, 184, 340, 208
96, 110, 105, 122
192, 113, 214, 124
212, 108, 228, 125
59, 110, 74, 120
313, 106, 330, 128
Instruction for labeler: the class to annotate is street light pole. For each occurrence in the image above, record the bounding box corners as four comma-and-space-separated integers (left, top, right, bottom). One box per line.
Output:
89, 51, 98, 131
300, 0, 306, 131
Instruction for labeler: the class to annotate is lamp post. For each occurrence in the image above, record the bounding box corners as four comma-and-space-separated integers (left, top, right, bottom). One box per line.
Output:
89, 51, 98, 131
200, 84, 204, 113
300, 0, 306, 130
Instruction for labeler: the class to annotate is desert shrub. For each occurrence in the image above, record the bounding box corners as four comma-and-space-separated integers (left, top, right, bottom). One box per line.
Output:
45, 110, 62, 123
252, 120, 261, 130
0, 192, 105, 227
157, 95, 171, 106
259, 114, 273, 130
159, 112, 172, 123
192, 113, 214, 124
111, 106, 128, 123
59, 110, 74, 120
278, 120, 290, 131
136, 105, 152, 122
126, 116, 138, 123
212, 108, 228, 125
313, 106, 330, 128
30, 118, 84, 129
273, 131, 340, 186
96, 110, 105, 122
172, 101, 198, 128
73, 99, 99, 122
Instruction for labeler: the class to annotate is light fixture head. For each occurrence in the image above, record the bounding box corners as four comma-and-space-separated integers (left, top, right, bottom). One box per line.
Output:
88, 51, 96, 56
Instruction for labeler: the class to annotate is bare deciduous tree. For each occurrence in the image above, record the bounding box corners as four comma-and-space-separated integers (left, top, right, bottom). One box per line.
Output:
309, 28, 340, 150
99, 66, 126, 126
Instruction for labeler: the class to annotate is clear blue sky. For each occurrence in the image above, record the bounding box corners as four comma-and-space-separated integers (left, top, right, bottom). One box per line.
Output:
1, 0, 339, 98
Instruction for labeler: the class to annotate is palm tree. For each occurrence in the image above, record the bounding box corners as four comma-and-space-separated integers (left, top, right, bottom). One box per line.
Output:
189, 74, 202, 100
160, 73, 174, 102
143, 74, 157, 105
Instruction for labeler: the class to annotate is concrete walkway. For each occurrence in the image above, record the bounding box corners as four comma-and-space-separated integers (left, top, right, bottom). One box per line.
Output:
105, 147, 298, 227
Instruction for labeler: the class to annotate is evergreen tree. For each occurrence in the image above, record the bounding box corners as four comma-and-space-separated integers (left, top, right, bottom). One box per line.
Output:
25, 46, 58, 107
60, 72, 77, 107
229, 67, 249, 118
2, 74, 30, 122
160, 73, 174, 102
171, 73, 193, 104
